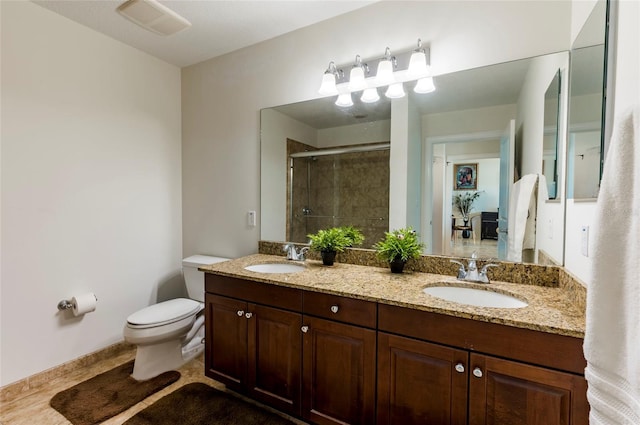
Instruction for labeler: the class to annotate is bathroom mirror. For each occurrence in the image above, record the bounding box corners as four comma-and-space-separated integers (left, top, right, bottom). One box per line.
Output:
567, 0, 607, 199
543, 70, 561, 200
261, 51, 569, 265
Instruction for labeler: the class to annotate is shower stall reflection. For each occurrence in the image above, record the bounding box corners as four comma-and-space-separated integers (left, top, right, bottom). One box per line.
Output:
287, 140, 389, 247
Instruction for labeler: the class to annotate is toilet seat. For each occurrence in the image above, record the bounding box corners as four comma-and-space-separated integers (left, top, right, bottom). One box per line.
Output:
126, 298, 202, 329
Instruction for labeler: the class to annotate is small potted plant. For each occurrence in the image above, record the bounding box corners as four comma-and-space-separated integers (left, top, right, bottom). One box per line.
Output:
307, 227, 351, 266
339, 225, 365, 247
453, 191, 481, 223
373, 227, 425, 273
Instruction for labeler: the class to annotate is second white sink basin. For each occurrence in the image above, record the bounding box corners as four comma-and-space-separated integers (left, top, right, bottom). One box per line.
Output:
244, 263, 306, 274
423, 286, 527, 309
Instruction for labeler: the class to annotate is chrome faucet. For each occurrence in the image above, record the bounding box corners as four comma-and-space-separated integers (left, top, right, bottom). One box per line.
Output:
450, 252, 499, 284
283, 244, 309, 261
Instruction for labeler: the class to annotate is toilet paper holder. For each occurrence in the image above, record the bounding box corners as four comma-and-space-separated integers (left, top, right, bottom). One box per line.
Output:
57, 299, 74, 310
57, 294, 98, 311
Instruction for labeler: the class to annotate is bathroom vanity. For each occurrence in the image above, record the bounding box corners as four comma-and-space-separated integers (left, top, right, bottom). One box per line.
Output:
201, 254, 587, 425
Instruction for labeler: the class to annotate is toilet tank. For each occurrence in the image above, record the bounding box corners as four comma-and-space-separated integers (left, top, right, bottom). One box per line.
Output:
182, 255, 230, 302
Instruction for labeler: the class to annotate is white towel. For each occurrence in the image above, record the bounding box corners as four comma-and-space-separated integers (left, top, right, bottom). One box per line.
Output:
507, 174, 538, 262
584, 106, 640, 425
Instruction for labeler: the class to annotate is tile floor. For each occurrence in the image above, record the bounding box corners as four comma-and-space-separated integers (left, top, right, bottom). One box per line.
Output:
0, 350, 306, 425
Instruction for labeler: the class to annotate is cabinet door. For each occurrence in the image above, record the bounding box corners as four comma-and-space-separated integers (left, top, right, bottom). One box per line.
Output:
247, 303, 302, 417
302, 316, 376, 425
377, 332, 469, 425
469, 353, 588, 425
204, 294, 248, 392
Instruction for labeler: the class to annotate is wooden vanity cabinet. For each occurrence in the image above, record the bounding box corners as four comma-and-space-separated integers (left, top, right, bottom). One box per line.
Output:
205, 275, 378, 424
205, 275, 303, 416
301, 292, 377, 425
377, 303, 588, 425
377, 332, 469, 425
468, 353, 588, 425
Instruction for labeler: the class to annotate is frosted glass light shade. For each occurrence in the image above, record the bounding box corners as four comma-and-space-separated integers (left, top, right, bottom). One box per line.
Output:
348, 66, 367, 91
414, 77, 436, 93
361, 88, 380, 103
375, 60, 395, 85
385, 82, 405, 99
318, 73, 338, 96
335, 93, 354, 107
407, 51, 429, 78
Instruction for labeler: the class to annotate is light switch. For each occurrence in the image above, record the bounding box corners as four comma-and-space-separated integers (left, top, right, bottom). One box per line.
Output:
581, 226, 589, 257
247, 210, 256, 227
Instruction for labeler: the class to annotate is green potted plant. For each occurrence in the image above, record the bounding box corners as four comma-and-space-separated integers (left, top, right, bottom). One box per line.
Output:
307, 227, 351, 266
373, 227, 425, 273
339, 225, 365, 247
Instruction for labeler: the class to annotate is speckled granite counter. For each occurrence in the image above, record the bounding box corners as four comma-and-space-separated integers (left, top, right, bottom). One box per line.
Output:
200, 254, 585, 339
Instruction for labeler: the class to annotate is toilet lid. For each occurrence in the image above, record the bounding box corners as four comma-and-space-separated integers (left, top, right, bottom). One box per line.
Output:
127, 298, 202, 327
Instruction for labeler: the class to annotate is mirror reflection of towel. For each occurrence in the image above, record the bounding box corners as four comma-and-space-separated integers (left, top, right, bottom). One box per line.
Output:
507, 174, 538, 262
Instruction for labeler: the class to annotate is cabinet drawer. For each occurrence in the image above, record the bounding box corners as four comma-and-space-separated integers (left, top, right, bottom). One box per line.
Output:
205, 274, 302, 312
303, 291, 377, 328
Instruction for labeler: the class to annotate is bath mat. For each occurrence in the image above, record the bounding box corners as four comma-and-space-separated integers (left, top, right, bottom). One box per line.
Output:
123, 382, 298, 425
50, 360, 180, 425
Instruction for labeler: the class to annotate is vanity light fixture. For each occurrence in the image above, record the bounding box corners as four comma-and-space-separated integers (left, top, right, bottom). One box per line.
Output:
407, 39, 430, 78
361, 87, 380, 103
375, 48, 396, 85
414, 76, 436, 94
318, 61, 341, 96
335, 93, 354, 107
319, 38, 435, 108
348, 55, 368, 92
385, 82, 406, 99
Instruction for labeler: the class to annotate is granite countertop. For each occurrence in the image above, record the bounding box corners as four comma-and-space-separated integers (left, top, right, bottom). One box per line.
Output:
200, 254, 586, 339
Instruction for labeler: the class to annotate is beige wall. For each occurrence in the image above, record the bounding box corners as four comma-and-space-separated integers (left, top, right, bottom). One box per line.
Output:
1, 2, 182, 385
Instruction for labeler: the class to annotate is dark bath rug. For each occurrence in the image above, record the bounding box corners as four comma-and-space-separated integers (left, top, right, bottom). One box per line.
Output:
123, 382, 299, 425
50, 360, 180, 425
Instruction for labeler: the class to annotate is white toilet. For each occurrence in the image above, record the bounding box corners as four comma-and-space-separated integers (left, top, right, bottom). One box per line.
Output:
123, 255, 229, 380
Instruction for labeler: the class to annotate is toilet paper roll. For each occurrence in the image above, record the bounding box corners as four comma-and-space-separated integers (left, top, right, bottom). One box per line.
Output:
71, 293, 97, 316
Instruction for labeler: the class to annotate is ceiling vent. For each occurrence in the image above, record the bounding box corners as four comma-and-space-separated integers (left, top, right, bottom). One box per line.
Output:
117, 0, 191, 36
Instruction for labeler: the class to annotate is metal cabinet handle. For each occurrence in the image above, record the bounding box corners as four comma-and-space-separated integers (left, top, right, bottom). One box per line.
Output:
301, 326, 309, 333
330, 305, 339, 314
237, 310, 244, 317
473, 367, 483, 378
455, 363, 465, 373
245, 312, 253, 319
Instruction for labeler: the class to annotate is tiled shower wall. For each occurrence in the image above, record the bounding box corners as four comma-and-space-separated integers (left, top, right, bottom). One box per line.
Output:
287, 139, 389, 248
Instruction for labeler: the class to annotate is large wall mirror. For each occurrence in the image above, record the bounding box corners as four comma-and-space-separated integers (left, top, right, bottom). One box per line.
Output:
567, 0, 608, 199
261, 51, 568, 265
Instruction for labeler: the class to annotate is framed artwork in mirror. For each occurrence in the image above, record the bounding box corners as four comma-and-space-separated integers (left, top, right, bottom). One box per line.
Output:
454, 163, 478, 190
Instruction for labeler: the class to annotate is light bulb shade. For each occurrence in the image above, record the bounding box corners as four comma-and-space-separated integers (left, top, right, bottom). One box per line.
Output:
407, 51, 429, 78
335, 93, 354, 107
318, 72, 338, 96
361, 88, 380, 103
375, 60, 395, 85
385, 82, 405, 99
414, 77, 436, 94
348, 66, 367, 91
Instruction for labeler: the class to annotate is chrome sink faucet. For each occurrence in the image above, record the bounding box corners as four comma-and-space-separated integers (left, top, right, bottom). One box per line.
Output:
283, 244, 309, 261
450, 252, 499, 284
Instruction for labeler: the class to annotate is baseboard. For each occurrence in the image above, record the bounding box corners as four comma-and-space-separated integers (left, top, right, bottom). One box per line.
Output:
0, 340, 135, 403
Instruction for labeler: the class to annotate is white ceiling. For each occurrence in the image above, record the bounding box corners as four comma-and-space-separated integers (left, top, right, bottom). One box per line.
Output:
33, 0, 375, 67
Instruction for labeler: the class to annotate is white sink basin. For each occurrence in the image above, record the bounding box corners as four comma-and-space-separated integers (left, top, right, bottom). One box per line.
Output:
423, 286, 527, 309
244, 263, 306, 274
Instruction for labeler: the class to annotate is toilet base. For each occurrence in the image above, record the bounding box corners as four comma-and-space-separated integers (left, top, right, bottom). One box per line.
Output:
130, 327, 205, 381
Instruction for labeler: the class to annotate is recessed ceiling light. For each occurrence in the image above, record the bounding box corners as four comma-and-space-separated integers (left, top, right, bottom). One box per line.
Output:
117, 0, 191, 36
